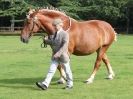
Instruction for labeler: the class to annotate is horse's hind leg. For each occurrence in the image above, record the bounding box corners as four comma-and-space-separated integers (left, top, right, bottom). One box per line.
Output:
57, 47, 74, 84
57, 65, 66, 84
102, 54, 115, 79
85, 46, 109, 84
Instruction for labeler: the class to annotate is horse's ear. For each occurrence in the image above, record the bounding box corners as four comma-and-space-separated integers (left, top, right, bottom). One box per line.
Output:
26, 15, 30, 19
32, 9, 36, 12
28, 9, 35, 15
35, 8, 39, 12
27, 7, 32, 12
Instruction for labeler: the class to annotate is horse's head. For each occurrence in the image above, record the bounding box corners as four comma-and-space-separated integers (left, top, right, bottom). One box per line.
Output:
21, 8, 72, 43
21, 9, 42, 43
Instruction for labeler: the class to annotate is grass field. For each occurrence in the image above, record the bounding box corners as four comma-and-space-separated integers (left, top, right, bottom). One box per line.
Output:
0, 35, 133, 99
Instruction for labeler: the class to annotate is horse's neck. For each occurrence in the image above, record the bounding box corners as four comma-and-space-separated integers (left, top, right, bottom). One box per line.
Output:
38, 10, 77, 34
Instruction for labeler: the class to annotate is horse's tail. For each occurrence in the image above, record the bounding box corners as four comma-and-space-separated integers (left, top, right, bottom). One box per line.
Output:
114, 32, 117, 41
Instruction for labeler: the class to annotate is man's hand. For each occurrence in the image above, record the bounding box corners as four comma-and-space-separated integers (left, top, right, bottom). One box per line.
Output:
53, 53, 60, 59
44, 36, 48, 40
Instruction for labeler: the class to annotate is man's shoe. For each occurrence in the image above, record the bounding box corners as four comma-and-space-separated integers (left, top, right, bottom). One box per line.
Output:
63, 86, 73, 90
36, 82, 47, 90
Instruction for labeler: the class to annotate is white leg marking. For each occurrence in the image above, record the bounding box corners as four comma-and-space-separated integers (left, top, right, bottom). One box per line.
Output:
57, 77, 66, 84
85, 75, 95, 84
107, 64, 115, 80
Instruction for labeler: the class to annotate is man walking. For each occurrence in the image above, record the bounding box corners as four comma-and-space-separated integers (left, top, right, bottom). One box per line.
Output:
36, 18, 73, 90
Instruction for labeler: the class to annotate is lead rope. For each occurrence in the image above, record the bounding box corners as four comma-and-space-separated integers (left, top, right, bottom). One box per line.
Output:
39, 22, 48, 48
41, 34, 47, 48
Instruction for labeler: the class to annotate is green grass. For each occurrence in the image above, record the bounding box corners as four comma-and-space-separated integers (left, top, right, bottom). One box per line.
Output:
0, 35, 133, 99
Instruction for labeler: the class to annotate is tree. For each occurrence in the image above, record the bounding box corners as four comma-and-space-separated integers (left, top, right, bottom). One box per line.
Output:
0, 0, 30, 17
78, 0, 128, 25
0, 0, 132, 32
0, 0, 32, 30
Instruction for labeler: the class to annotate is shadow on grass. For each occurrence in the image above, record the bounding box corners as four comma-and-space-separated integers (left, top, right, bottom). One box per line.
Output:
0, 77, 60, 90
0, 77, 85, 90
0, 77, 42, 85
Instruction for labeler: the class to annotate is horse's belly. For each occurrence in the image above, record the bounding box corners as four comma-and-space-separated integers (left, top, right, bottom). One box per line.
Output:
70, 37, 101, 56
73, 51, 93, 56
72, 35, 101, 56
72, 45, 99, 56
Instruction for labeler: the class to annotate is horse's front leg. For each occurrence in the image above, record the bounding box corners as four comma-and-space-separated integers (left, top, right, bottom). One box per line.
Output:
57, 64, 66, 84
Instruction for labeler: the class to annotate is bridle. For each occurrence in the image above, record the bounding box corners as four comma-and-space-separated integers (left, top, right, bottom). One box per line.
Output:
28, 17, 40, 37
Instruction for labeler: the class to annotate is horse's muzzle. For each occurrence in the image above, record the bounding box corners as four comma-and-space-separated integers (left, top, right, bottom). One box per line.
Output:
20, 36, 29, 43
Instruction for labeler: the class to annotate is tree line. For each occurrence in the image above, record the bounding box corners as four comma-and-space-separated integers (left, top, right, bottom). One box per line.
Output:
0, 0, 133, 32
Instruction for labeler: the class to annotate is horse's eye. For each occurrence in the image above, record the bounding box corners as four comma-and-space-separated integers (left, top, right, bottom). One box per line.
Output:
27, 20, 30, 24
25, 19, 31, 24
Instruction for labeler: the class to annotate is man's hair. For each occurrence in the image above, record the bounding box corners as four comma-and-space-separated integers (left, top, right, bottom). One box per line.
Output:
52, 18, 63, 26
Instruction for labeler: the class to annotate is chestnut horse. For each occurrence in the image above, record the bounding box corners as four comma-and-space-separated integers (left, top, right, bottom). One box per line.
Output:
21, 8, 116, 84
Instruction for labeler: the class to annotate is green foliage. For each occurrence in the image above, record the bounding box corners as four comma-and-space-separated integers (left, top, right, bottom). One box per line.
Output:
56, 0, 81, 19
0, 0, 31, 17
78, 0, 128, 23
25, 0, 49, 7
126, 0, 133, 7
0, 0, 132, 27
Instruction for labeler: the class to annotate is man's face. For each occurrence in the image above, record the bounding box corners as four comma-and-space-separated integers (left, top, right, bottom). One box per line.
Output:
53, 23, 63, 31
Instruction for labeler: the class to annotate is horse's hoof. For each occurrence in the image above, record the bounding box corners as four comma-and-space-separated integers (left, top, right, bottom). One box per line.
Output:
106, 77, 114, 80
106, 74, 115, 80
87, 81, 93, 84
84, 80, 93, 84
57, 81, 65, 84
57, 79, 66, 84
84, 80, 88, 83
105, 77, 113, 80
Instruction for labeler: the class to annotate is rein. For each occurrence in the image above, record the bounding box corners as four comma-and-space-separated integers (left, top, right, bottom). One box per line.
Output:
40, 34, 47, 48
39, 24, 48, 48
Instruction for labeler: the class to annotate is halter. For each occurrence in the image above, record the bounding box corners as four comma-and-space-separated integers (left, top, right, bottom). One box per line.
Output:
65, 17, 72, 32
27, 16, 39, 37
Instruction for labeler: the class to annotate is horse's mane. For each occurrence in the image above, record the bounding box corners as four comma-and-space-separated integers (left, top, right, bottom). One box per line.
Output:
39, 6, 65, 13
38, 7, 67, 17
27, 6, 76, 22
